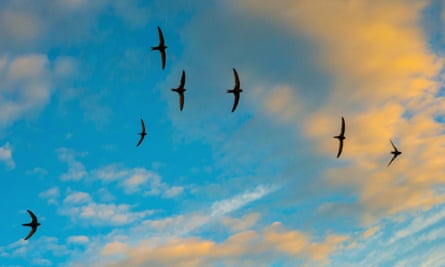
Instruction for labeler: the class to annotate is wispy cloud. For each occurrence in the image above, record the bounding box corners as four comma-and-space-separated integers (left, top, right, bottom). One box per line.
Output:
57, 148, 87, 181
39, 187, 60, 205
210, 185, 275, 217
0, 142, 15, 169
92, 164, 180, 197
59, 191, 155, 226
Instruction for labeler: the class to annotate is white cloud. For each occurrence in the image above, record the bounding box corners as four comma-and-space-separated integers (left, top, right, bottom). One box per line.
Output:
0, 53, 79, 129
60, 191, 155, 226
57, 147, 87, 181
92, 164, 173, 196
63, 191, 92, 204
0, 237, 68, 266
0, 143, 15, 169
210, 185, 275, 216
141, 184, 276, 239
163, 186, 184, 198
390, 205, 445, 243
39, 187, 60, 205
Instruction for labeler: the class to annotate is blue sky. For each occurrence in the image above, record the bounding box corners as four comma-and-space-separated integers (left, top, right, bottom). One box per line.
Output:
1, 0, 445, 266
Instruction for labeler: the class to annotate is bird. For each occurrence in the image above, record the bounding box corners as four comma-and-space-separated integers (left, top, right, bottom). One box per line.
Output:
151, 26, 167, 70
388, 139, 402, 167
171, 70, 186, 111
136, 118, 147, 147
333, 116, 346, 158
22, 209, 40, 240
227, 68, 243, 112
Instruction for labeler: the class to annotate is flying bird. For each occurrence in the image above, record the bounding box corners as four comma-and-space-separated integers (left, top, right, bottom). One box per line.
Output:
387, 139, 402, 167
22, 209, 40, 240
136, 118, 147, 147
333, 116, 346, 158
151, 26, 167, 70
226, 68, 243, 112
171, 70, 186, 111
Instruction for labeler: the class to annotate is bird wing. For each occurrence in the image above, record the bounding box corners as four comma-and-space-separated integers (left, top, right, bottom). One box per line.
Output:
179, 70, 186, 88
387, 154, 397, 167
340, 116, 345, 136
24, 226, 37, 240
179, 93, 184, 111
27, 210, 37, 223
160, 50, 166, 70
231, 92, 240, 112
336, 139, 344, 158
140, 119, 146, 133
233, 68, 240, 89
136, 135, 145, 147
390, 139, 398, 152
157, 26, 165, 46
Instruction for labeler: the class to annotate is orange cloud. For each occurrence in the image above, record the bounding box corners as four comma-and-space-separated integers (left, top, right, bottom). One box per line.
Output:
102, 222, 348, 267
232, 0, 445, 222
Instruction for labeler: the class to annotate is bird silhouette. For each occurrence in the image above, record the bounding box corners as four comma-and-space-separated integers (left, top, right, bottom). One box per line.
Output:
333, 116, 346, 158
22, 209, 40, 240
171, 70, 186, 111
136, 118, 147, 147
388, 139, 402, 167
226, 68, 243, 112
151, 26, 167, 70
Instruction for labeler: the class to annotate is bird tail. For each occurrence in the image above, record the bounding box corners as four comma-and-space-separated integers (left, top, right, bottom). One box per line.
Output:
151, 46, 159, 51
22, 223, 31, 227
227, 89, 234, 93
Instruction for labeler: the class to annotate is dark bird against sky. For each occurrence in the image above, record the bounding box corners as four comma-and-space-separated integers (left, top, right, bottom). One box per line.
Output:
22, 209, 40, 240
227, 68, 243, 112
151, 26, 167, 70
333, 116, 346, 158
388, 139, 402, 167
171, 70, 186, 111
136, 118, 147, 147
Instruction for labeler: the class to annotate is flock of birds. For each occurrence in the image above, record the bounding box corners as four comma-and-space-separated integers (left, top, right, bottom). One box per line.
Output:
19, 26, 402, 241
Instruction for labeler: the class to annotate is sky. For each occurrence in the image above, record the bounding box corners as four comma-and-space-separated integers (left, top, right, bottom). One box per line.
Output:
1, 0, 445, 266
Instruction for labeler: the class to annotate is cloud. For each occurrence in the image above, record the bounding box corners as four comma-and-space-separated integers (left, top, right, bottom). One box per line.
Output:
67, 184, 276, 266
0, 237, 68, 266
102, 222, 347, 267
101, 241, 128, 256
0, 142, 15, 169
92, 164, 178, 197
26, 167, 48, 177
331, 203, 445, 266
222, 213, 260, 232
59, 191, 155, 226
0, 0, 151, 52
162, 186, 184, 198
390, 205, 445, 243
39, 187, 60, 205
57, 148, 87, 181
63, 191, 92, 204
210, 185, 275, 217
0, 54, 57, 128
231, 0, 445, 223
